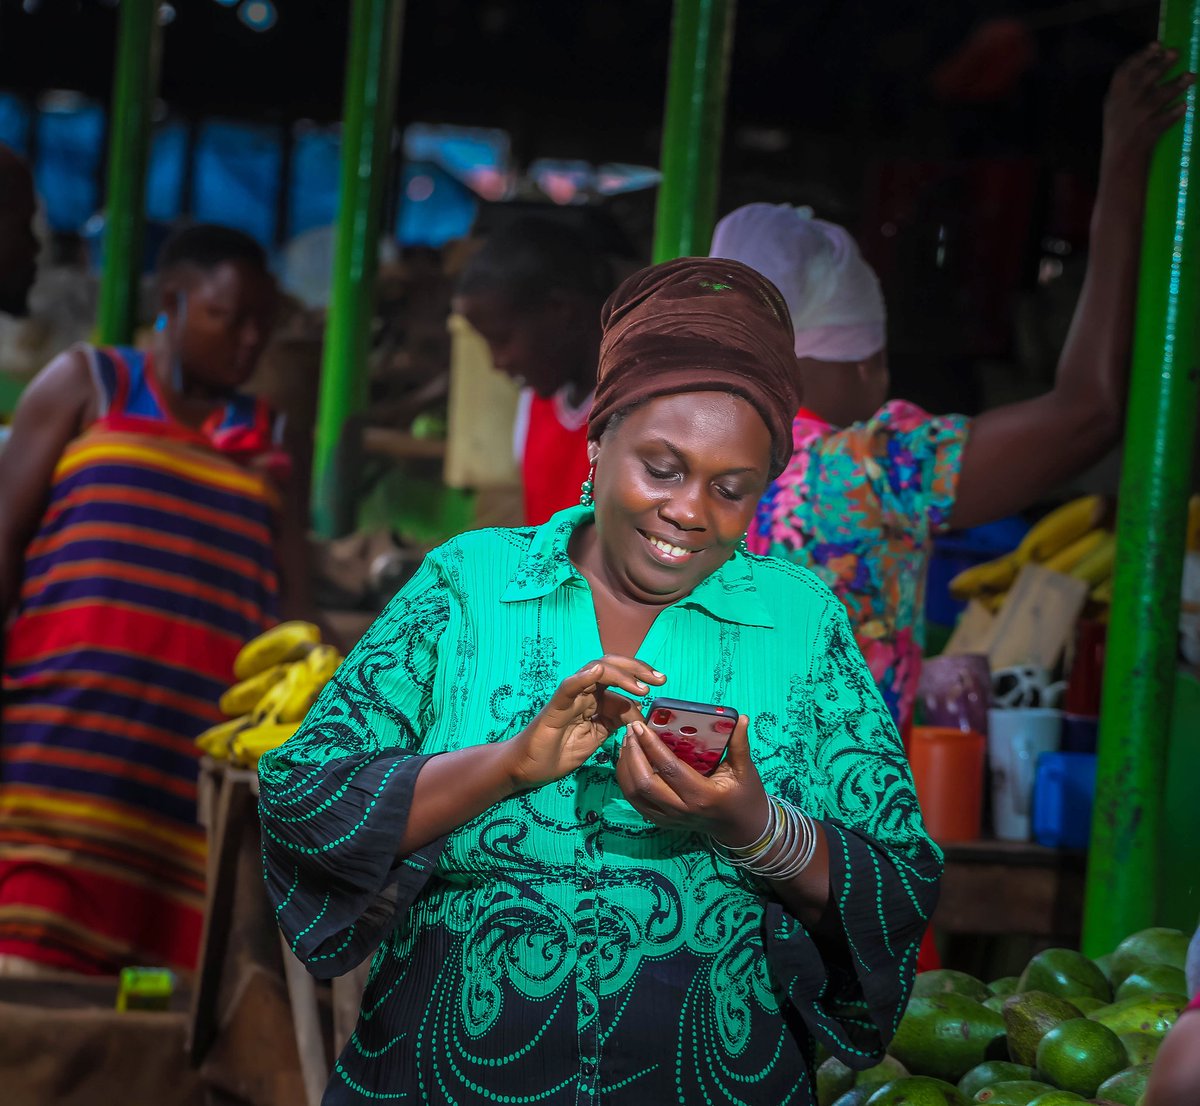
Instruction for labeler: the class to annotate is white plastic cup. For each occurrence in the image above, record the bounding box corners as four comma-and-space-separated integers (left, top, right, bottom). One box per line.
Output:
987, 707, 1062, 841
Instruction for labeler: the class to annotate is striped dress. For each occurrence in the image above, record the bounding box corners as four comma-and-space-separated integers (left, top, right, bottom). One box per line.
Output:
0, 346, 280, 974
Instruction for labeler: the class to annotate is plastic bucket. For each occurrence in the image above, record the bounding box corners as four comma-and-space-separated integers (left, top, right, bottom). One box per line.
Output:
909, 726, 986, 843
1032, 751, 1097, 850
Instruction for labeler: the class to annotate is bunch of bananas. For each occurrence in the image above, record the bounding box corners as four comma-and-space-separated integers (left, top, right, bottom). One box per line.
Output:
195, 621, 343, 768
949, 495, 1116, 613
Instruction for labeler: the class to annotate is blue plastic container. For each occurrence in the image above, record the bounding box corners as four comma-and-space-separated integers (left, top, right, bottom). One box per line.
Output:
1032, 752, 1097, 850
926, 516, 1030, 629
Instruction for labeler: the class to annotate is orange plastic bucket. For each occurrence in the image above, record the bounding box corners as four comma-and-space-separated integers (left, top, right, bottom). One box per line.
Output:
908, 725, 986, 843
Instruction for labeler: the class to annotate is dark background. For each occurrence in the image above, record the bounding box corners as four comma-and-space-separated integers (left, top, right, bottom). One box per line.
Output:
0, 0, 1165, 413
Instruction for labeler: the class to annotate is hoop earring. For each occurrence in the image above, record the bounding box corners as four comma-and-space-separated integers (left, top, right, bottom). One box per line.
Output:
579, 464, 595, 507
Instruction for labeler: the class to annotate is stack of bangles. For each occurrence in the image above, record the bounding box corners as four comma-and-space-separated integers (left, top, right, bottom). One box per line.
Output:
711, 795, 818, 880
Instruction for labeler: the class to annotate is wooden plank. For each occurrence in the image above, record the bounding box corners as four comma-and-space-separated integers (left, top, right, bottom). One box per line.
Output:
987, 564, 1089, 671
187, 770, 256, 1064
943, 600, 998, 657
361, 427, 447, 462
936, 840, 1086, 938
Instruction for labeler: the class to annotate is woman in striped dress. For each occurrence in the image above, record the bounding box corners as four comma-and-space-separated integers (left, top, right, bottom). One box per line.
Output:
0, 224, 305, 974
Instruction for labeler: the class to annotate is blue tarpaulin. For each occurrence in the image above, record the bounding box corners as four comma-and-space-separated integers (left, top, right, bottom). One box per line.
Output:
192, 119, 283, 245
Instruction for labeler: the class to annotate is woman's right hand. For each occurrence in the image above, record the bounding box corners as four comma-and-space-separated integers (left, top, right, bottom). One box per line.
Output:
505, 657, 665, 789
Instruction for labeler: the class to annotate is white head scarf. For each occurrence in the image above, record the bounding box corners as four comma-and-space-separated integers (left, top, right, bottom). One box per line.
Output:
710, 203, 886, 363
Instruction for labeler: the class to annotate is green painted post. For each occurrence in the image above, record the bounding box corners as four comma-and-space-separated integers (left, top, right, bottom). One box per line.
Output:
95, 0, 161, 345
652, 0, 735, 264
312, 0, 404, 538
1082, 2, 1200, 957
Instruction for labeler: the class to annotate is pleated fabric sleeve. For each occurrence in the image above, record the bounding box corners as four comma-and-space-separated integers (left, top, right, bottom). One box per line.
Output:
764, 597, 942, 1067
257, 556, 450, 979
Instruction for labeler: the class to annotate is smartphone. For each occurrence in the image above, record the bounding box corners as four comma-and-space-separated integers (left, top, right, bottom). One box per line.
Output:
645, 697, 739, 776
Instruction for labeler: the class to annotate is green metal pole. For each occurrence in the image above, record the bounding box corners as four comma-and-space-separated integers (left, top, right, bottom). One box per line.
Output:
312, 0, 404, 538
652, 0, 735, 264
1082, 3, 1200, 957
96, 0, 161, 345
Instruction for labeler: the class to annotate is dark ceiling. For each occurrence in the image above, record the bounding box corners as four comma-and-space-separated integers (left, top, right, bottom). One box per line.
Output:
0, 0, 1159, 172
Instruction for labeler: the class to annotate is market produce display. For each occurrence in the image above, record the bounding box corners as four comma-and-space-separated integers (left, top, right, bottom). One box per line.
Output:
194, 621, 343, 767
821, 927, 1189, 1106
949, 496, 1115, 612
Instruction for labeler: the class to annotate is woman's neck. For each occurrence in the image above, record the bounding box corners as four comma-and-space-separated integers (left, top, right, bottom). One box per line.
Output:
151, 337, 228, 429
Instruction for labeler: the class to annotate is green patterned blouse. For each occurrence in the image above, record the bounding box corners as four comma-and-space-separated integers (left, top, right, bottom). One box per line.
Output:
259, 506, 941, 1105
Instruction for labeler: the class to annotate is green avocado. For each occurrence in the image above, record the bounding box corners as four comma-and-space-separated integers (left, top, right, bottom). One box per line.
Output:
858, 1056, 910, 1088
1017, 949, 1111, 1003
1088, 994, 1184, 1039
1113, 965, 1187, 1003
1117, 1030, 1160, 1065
1092, 953, 1116, 986
1025, 1094, 1086, 1105
818, 1056, 857, 1106
889, 994, 1007, 1083
1002, 992, 1084, 1067
972, 1080, 1056, 1104
1108, 927, 1189, 987
1066, 997, 1105, 1015
866, 1076, 970, 1105
1094, 1063, 1153, 1106
913, 970, 994, 1004
1034, 1018, 1127, 1098
989, 977, 1021, 998
958, 1061, 1035, 1100
831, 1087, 878, 1106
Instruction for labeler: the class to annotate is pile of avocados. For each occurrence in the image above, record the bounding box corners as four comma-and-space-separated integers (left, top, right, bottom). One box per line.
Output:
819, 927, 1190, 1106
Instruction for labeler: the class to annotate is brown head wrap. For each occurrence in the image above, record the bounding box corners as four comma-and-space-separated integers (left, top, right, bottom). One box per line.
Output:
589, 257, 800, 477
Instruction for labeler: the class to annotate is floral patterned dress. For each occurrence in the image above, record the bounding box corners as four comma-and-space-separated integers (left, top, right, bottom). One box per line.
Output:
748, 401, 969, 732
258, 506, 941, 1105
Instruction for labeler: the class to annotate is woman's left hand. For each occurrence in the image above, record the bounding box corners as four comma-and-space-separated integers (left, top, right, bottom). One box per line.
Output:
615, 715, 770, 846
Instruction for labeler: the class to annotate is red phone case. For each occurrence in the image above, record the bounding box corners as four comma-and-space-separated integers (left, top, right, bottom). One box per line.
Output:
645, 698, 738, 776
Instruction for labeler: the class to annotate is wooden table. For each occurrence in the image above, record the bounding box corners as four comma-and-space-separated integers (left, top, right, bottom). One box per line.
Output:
934, 838, 1087, 977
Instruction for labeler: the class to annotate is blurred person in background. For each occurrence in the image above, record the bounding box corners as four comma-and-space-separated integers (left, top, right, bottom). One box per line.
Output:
0, 223, 313, 975
453, 217, 615, 525
710, 43, 1193, 733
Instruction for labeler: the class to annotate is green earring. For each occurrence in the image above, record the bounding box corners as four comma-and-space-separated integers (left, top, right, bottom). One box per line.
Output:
737, 535, 750, 555
579, 464, 595, 507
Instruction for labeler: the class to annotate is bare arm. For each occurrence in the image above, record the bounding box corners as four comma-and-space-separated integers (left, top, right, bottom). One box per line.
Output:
0, 349, 94, 628
950, 44, 1194, 530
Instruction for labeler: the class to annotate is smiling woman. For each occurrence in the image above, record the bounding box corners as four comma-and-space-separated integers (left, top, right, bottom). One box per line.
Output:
258, 256, 942, 1105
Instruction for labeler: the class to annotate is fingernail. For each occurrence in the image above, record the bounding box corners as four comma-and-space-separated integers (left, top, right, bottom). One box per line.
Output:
634, 680, 647, 692
590, 663, 603, 675
651, 669, 665, 679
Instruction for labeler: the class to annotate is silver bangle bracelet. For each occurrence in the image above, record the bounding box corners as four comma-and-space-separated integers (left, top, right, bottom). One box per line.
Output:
712, 796, 819, 881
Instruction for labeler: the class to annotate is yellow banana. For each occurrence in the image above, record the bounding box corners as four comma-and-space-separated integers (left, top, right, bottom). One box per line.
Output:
233, 621, 320, 681
1041, 529, 1107, 575
195, 715, 252, 760
1188, 494, 1199, 552
277, 663, 323, 724
1015, 495, 1106, 565
305, 644, 343, 684
249, 667, 300, 726
219, 663, 288, 718
1091, 577, 1113, 604
949, 553, 1019, 600
1069, 531, 1116, 586
230, 721, 300, 767
982, 589, 1009, 613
